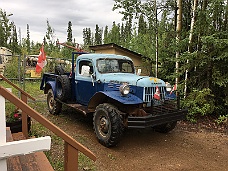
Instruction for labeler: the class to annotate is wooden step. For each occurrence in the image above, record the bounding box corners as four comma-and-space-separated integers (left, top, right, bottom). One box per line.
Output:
6, 127, 22, 171
6, 128, 54, 171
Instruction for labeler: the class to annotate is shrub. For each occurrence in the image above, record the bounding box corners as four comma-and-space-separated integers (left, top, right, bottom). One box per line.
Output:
4, 56, 23, 78
183, 88, 215, 122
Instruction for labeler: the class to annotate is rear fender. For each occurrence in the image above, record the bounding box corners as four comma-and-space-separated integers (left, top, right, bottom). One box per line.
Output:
44, 81, 56, 95
88, 91, 143, 112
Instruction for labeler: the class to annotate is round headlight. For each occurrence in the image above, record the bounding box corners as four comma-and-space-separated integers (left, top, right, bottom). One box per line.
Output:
119, 84, 130, 95
165, 82, 172, 92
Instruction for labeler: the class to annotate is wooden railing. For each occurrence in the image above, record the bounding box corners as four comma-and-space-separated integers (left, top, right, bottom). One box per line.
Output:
0, 75, 96, 170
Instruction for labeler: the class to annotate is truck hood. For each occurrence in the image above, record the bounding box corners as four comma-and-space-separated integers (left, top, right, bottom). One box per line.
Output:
99, 73, 165, 87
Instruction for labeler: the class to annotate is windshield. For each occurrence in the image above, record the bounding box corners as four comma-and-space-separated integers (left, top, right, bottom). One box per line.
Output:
97, 58, 135, 73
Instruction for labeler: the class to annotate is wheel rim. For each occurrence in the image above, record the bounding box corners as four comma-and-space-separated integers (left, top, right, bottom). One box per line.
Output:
98, 115, 110, 137
100, 117, 109, 133
48, 93, 54, 110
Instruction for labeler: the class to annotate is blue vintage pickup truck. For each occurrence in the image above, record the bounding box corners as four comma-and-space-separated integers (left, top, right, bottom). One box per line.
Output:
40, 52, 187, 147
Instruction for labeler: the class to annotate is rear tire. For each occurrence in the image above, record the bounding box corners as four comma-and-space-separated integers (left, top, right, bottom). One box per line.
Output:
47, 89, 62, 115
56, 75, 71, 102
93, 103, 123, 147
154, 121, 177, 133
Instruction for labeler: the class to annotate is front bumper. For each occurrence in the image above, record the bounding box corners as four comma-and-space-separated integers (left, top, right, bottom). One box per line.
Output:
127, 108, 188, 128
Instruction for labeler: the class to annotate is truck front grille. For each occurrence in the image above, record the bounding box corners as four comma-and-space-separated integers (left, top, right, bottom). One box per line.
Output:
143, 86, 166, 103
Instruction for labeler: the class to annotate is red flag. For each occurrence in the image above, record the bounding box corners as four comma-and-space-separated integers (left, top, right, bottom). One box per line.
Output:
170, 84, 177, 94
36, 44, 47, 73
154, 86, 160, 100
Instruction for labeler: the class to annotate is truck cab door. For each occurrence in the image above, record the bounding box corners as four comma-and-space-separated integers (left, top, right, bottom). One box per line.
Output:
75, 59, 96, 105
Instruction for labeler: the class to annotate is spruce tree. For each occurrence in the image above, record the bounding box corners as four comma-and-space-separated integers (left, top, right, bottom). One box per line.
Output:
26, 24, 30, 53
67, 21, 73, 43
94, 24, 102, 45
103, 25, 109, 44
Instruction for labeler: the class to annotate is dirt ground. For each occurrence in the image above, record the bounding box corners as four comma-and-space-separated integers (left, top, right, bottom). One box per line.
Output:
40, 105, 228, 171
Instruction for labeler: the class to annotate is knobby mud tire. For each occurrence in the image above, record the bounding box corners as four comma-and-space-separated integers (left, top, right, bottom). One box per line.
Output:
56, 75, 71, 102
55, 65, 65, 75
93, 103, 123, 147
47, 89, 62, 115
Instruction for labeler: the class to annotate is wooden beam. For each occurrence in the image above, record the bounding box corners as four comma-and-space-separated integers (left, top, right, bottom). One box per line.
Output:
64, 142, 78, 171
0, 136, 51, 160
21, 93, 29, 138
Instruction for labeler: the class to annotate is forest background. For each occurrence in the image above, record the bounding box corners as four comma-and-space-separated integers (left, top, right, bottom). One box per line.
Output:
0, 0, 228, 124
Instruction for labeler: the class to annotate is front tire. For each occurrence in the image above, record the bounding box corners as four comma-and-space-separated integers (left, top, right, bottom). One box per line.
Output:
47, 89, 62, 115
154, 121, 177, 133
93, 103, 123, 147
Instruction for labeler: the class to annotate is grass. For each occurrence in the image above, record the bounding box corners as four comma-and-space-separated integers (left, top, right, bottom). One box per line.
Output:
1, 79, 96, 171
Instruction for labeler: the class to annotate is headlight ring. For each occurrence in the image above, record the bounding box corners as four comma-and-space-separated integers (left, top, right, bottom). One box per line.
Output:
119, 84, 130, 95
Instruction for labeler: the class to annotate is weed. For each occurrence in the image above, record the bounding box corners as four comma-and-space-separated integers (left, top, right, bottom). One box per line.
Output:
216, 115, 228, 125
108, 153, 116, 160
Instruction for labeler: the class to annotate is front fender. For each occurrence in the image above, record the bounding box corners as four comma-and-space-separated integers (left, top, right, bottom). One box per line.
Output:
88, 91, 143, 112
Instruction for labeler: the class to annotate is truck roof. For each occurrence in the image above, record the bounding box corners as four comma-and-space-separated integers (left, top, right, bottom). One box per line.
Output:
77, 53, 133, 62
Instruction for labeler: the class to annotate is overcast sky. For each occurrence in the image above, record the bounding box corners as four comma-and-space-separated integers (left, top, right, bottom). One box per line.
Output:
1, 0, 123, 44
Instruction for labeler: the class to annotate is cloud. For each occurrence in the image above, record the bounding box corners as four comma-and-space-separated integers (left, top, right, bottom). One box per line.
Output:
1, 0, 123, 44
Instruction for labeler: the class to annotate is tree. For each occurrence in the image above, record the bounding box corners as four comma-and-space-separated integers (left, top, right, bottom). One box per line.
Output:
103, 25, 109, 44
109, 22, 121, 44
83, 28, 92, 47
175, 0, 182, 95
138, 14, 147, 35
11, 24, 19, 54
46, 20, 55, 45
45, 19, 55, 55
184, 0, 198, 97
94, 24, 102, 45
0, 9, 13, 48
26, 24, 30, 53
67, 21, 73, 43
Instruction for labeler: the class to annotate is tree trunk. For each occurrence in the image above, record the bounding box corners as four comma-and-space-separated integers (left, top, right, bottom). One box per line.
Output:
155, 0, 159, 78
184, 0, 198, 98
175, 0, 182, 98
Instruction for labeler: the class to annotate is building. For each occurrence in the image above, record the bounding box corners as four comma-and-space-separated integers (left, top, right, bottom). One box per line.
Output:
0, 47, 12, 75
89, 43, 151, 75
0, 47, 12, 64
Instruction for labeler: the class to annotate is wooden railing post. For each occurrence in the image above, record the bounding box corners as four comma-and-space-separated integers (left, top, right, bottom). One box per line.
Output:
64, 142, 78, 171
21, 93, 28, 138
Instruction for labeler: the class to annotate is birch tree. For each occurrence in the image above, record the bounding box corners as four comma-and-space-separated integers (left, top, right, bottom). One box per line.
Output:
175, 0, 182, 96
184, 0, 198, 98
